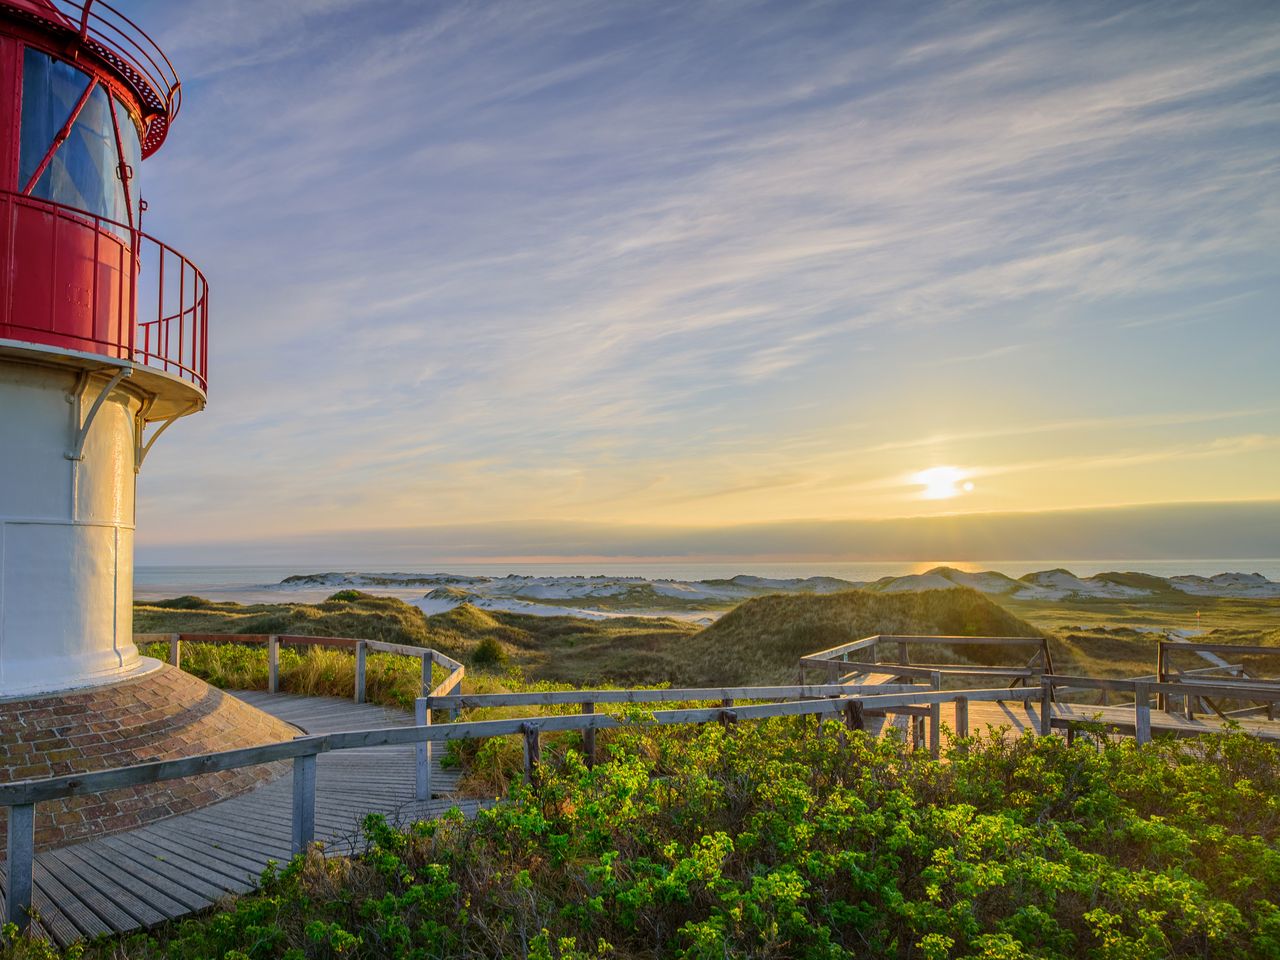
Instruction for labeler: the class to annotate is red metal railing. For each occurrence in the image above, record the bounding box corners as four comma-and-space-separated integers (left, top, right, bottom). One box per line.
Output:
0, 189, 208, 392
6, 0, 181, 155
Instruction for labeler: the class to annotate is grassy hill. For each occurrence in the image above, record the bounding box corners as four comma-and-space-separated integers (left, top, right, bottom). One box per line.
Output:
135, 593, 439, 647
683, 587, 1041, 684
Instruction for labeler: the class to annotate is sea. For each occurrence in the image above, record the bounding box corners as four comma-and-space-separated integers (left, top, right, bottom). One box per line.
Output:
134, 559, 1280, 602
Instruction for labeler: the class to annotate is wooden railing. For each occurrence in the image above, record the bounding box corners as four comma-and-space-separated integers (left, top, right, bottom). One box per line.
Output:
1038, 675, 1280, 745
134, 633, 465, 705
1156, 640, 1279, 719
799, 634, 1051, 688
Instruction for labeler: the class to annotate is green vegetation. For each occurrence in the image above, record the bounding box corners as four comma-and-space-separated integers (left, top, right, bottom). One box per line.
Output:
8, 721, 1279, 959
137, 641, 446, 712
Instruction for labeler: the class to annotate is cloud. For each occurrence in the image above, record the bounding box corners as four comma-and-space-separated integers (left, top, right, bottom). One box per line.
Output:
137, 500, 1280, 565
124, 0, 1280, 546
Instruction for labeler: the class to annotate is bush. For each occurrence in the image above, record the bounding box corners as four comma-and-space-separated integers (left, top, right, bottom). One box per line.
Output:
472, 634, 507, 668
17, 722, 1280, 959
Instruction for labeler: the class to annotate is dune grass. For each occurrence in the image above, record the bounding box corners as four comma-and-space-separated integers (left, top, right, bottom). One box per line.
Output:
134, 591, 442, 649
137, 641, 448, 712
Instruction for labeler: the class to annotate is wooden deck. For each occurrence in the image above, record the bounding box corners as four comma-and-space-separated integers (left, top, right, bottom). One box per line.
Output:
3, 692, 481, 947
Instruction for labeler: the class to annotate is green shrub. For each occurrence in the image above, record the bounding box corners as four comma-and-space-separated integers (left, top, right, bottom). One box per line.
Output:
15, 722, 1279, 959
472, 634, 507, 668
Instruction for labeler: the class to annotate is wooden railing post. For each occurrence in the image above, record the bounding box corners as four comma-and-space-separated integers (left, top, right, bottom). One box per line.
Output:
522, 722, 541, 784
415, 697, 432, 801
911, 714, 925, 751
826, 660, 839, 684
954, 696, 969, 740
168, 633, 181, 669
581, 702, 596, 767
420, 654, 432, 698
928, 703, 941, 759
1156, 641, 1166, 711
354, 640, 367, 704
843, 699, 864, 731
720, 698, 737, 730
291, 751, 316, 855
268, 636, 279, 693
1134, 682, 1152, 745
1039, 677, 1053, 736
5, 802, 35, 930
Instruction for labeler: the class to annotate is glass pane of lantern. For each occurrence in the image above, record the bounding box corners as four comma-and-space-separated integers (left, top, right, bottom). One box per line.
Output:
115, 96, 143, 226
19, 49, 130, 236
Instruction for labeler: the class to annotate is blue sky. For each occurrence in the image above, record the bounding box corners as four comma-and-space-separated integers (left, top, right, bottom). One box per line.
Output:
127, 0, 1279, 560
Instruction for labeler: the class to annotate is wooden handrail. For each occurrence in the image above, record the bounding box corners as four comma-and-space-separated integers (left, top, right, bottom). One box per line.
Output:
1043, 674, 1280, 701
425, 682, 919, 710
139, 633, 466, 706
0, 685, 1031, 808
1160, 639, 1280, 658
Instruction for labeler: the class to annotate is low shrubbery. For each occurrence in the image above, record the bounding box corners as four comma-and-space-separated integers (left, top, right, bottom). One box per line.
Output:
9, 720, 1279, 959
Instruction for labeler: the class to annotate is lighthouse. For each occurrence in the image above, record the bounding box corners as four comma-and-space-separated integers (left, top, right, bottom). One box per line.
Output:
0, 0, 295, 857
0, 0, 206, 695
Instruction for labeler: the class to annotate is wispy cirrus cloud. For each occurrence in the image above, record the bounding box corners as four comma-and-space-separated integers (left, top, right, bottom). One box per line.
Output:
121, 0, 1280, 550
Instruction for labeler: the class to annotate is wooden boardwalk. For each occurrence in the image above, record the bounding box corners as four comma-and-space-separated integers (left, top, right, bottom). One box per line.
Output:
3, 692, 481, 947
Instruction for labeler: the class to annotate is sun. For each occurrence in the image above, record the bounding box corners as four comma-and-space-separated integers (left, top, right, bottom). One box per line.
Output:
912, 466, 975, 500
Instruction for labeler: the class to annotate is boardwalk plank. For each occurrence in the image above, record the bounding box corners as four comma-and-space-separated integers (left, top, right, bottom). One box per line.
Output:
19, 692, 469, 948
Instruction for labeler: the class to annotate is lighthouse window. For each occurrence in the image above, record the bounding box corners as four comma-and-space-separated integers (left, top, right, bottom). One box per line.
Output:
18, 49, 132, 230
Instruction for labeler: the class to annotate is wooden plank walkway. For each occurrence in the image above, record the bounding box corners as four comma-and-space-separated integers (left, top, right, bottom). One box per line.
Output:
3, 692, 483, 947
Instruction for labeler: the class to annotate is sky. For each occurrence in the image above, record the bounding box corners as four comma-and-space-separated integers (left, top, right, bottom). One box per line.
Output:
126, 0, 1280, 562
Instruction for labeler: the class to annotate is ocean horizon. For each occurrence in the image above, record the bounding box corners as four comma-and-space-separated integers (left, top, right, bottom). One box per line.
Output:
134, 558, 1280, 601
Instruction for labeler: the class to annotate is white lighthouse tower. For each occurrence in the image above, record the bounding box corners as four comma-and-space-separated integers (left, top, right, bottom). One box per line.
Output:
0, 0, 207, 696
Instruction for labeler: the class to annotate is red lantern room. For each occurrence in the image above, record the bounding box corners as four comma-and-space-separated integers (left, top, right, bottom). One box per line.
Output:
0, 0, 208, 697
0, 0, 206, 396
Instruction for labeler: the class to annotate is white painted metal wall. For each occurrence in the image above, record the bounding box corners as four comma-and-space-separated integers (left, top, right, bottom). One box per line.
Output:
0, 360, 159, 696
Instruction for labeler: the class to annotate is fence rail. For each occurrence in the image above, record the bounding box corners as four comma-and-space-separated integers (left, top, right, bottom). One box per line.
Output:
799, 634, 1050, 687
135, 633, 465, 705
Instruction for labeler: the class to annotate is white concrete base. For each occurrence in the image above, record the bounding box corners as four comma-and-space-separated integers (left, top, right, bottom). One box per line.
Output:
0, 359, 146, 696
0, 655, 162, 702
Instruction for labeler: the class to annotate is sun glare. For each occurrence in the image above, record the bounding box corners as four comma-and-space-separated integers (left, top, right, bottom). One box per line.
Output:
912, 466, 974, 500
